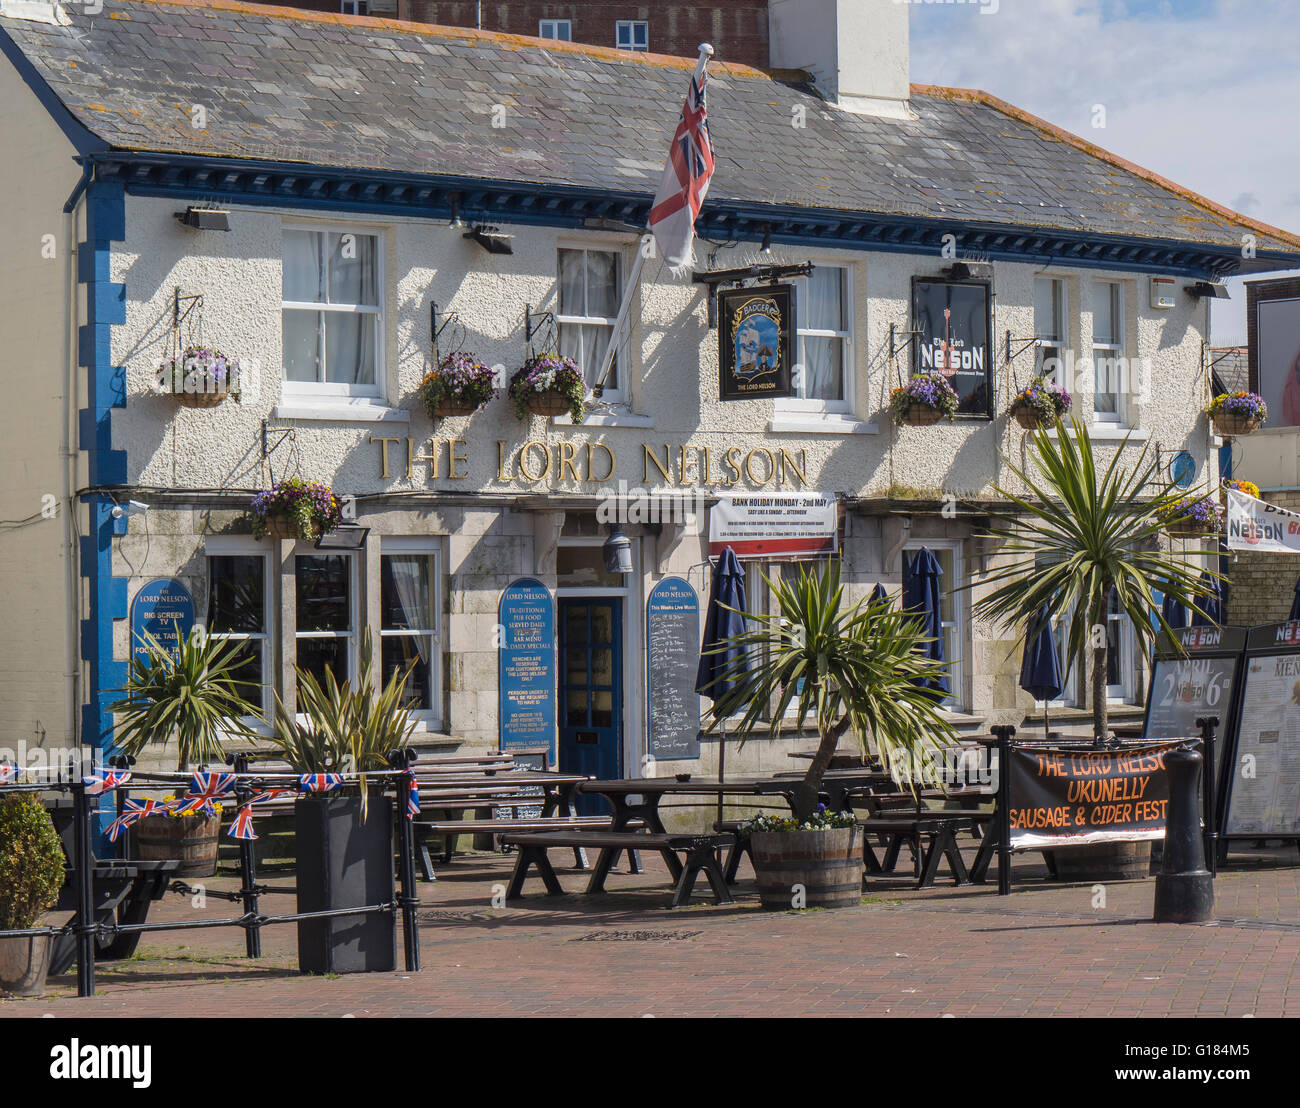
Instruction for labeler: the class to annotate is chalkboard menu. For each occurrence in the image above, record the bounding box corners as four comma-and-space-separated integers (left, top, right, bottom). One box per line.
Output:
1144, 626, 1247, 741
645, 577, 701, 761
130, 578, 195, 664
1223, 623, 1300, 837
498, 578, 556, 761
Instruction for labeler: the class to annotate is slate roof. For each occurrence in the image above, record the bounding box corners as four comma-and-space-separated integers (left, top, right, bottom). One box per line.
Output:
1210, 347, 1249, 396
3, 0, 1299, 258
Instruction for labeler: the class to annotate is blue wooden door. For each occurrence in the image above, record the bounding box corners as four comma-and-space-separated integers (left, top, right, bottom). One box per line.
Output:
559, 599, 623, 814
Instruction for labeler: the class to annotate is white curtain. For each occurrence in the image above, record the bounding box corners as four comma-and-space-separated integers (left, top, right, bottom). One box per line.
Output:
800, 268, 844, 401
385, 556, 431, 664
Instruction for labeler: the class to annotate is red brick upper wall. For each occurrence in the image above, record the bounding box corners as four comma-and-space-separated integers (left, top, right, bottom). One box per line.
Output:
255, 1, 771, 67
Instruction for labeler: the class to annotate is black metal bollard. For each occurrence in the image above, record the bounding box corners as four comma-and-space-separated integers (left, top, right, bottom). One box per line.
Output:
1153, 746, 1214, 924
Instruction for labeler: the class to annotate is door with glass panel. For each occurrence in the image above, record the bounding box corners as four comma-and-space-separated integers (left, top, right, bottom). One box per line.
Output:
379, 550, 440, 721
559, 599, 623, 814
294, 554, 354, 699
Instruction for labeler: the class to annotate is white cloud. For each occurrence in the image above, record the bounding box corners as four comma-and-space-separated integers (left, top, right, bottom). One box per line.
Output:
910, 0, 1300, 343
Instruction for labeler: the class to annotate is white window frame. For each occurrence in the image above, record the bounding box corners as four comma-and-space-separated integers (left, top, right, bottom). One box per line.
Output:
204, 544, 273, 728
281, 223, 385, 401
340, 1, 368, 14
1105, 590, 1139, 704
1035, 275, 1066, 382
900, 541, 965, 712
379, 539, 443, 729
294, 550, 359, 708
782, 263, 854, 417
539, 18, 572, 40
557, 245, 624, 406
1092, 280, 1125, 425
616, 20, 649, 51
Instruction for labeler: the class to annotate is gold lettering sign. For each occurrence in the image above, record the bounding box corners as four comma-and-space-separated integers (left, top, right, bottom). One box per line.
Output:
378, 438, 806, 489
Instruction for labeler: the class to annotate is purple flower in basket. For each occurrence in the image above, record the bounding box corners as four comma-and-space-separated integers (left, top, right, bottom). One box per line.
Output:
419, 352, 496, 415
508, 354, 587, 423
1162, 493, 1223, 533
1207, 391, 1267, 425
251, 478, 342, 540
890, 373, 960, 423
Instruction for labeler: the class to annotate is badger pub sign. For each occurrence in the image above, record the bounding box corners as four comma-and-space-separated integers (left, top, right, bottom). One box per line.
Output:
719, 284, 794, 401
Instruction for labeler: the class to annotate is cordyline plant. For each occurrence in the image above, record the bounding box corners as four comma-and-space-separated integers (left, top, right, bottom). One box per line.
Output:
703, 560, 956, 820
970, 417, 1219, 745
108, 625, 263, 769
267, 631, 417, 817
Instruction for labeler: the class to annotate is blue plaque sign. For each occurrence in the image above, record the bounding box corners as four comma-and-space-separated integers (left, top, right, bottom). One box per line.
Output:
498, 577, 557, 759
130, 577, 195, 664
646, 577, 701, 761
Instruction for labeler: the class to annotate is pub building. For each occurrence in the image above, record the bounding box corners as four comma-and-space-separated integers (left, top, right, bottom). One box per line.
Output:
3, 0, 1299, 811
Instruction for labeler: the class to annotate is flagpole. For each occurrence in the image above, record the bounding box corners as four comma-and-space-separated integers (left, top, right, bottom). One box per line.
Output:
591, 43, 714, 398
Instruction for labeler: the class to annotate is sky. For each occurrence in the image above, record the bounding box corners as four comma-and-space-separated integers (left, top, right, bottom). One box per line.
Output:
908, 0, 1300, 345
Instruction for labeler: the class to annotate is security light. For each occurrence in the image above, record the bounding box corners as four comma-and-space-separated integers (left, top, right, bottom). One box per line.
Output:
174, 206, 231, 232
760, 225, 772, 254
315, 524, 370, 551
1188, 281, 1231, 300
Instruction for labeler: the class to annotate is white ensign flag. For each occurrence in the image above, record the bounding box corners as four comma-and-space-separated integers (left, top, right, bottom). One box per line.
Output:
1226, 488, 1300, 553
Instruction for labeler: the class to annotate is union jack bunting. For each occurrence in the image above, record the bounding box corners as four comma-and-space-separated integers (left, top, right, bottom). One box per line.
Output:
0, 764, 19, 784
227, 788, 290, 841
298, 774, 344, 793
405, 771, 420, 820
83, 769, 133, 796
107, 798, 165, 843
647, 53, 716, 270
173, 771, 236, 816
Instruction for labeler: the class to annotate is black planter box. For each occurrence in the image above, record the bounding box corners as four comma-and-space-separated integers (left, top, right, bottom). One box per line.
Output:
295, 794, 395, 975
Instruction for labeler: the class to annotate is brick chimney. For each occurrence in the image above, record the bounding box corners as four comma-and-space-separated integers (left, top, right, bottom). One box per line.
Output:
768, 0, 911, 118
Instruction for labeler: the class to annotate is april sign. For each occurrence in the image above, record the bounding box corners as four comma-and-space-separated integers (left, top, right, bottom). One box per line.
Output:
498, 578, 557, 760
130, 578, 195, 665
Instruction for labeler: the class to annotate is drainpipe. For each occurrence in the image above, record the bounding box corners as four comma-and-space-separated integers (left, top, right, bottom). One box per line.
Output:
62, 186, 85, 756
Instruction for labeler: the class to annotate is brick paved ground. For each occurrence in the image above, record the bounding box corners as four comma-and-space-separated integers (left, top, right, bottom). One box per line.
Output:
4, 842, 1299, 1018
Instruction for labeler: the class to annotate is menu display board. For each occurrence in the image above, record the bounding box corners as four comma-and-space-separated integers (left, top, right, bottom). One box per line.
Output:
1144, 626, 1247, 743
1224, 630, 1300, 836
645, 577, 701, 761
497, 578, 557, 761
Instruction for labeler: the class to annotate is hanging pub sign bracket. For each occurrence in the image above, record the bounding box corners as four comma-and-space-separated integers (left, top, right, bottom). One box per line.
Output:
429, 300, 464, 360
1005, 330, 1039, 366
524, 305, 556, 359
889, 323, 922, 360
693, 261, 813, 328
173, 287, 203, 331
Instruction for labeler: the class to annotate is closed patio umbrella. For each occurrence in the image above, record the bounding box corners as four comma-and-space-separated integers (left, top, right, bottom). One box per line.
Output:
1290, 576, 1300, 623
902, 546, 949, 696
1161, 590, 1188, 630
1019, 603, 1062, 740
1191, 570, 1221, 627
869, 583, 889, 606
695, 547, 749, 820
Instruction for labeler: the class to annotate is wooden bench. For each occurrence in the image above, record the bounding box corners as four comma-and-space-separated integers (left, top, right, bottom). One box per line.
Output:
413, 815, 643, 880
861, 812, 990, 888
501, 831, 736, 908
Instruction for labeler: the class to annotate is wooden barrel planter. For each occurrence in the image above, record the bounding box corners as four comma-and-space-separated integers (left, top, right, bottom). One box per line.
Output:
133, 813, 222, 877
898, 405, 944, 427
1211, 413, 1260, 437
526, 391, 572, 417
1049, 840, 1153, 882
750, 826, 863, 910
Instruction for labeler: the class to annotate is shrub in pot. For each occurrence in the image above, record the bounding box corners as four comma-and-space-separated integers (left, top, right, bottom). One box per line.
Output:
267, 632, 417, 974
0, 793, 67, 996
704, 560, 956, 907
108, 625, 262, 876
418, 352, 497, 418
890, 373, 959, 426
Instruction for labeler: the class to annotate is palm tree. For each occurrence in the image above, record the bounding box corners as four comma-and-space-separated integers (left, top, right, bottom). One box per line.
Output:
973, 417, 1218, 744
704, 559, 956, 819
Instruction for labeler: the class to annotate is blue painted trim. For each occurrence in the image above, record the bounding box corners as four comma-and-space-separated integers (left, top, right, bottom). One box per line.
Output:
0, 28, 108, 157
75, 176, 129, 841
88, 151, 1300, 280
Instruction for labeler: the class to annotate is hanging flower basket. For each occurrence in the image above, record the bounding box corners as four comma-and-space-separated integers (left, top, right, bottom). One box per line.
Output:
1207, 392, 1266, 436
157, 346, 241, 408
418, 352, 497, 420
1160, 493, 1223, 538
1222, 478, 1260, 500
508, 354, 586, 423
251, 478, 343, 542
1009, 376, 1072, 431
890, 373, 959, 426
